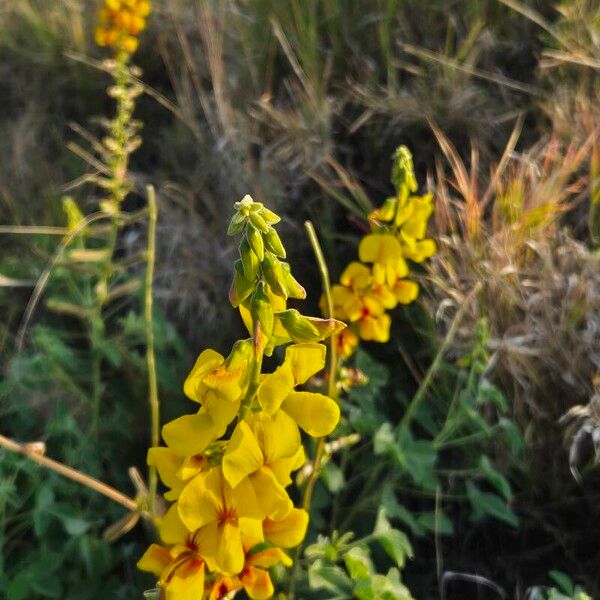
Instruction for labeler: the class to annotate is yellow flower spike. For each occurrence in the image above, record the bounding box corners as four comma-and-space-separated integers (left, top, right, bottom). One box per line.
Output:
263, 507, 309, 548
257, 343, 340, 437
177, 467, 264, 575
223, 412, 304, 519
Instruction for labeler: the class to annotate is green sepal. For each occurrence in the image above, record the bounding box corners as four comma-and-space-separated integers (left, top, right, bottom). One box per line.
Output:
275, 309, 346, 343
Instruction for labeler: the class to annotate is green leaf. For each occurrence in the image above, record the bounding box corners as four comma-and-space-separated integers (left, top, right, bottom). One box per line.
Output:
548, 571, 574, 596
344, 546, 373, 582
416, 511, 454, 535
322, 461, 345, 493
466, 482, 519, 527
308, 561, 354, 596
479, 456, 512, 501
374, 509, 413, 568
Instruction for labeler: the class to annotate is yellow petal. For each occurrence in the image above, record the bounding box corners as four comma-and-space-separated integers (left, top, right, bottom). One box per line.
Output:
241, 566, 274, 600
228, 476, 265, 521
137, 543, 171, 576
147, 447, 184, 491
250, 467, 293, 520
239, 517, 264, 549
270, 444, 305, 487
162, 558, 205, 600
248, 547, 293, 569
158, 503, 188, 545
340, 262, 371, 289
248, 411, 301, 463
263, 508, 309, 548
394, 280, 419, 304
162, 411, 224, 456
183, 349, 225, 401
223, 421, 264, 488
285, 343, 327, 385
359, 313, 391, 342
281, 391, 340, 437
177, 468, 222, 531
216, 520, 245, 575
358, 233, 402, 265
257, 362, 294, 415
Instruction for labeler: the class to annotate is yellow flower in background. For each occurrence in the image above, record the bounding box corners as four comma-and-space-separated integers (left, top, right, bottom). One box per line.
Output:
95, 0, 151, 55
223, 411, 305, 520
326, 145, 435, 361
177, 467, 264, 575
257, 343, 340, 437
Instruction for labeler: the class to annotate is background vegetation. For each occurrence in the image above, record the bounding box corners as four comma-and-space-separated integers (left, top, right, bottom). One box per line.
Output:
0, 0, 598, 598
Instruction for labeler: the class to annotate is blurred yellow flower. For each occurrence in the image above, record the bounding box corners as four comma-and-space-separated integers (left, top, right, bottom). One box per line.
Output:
95, 0, 151, 55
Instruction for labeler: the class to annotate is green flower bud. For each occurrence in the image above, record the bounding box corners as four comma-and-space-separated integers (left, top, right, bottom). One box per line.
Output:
225, 338, 254, 370
240, 236, 260, 281
275, 309, 346, 343
264, 227, 286, 258
281, 262, 306, 299
262, 251, 287, 298
229, 260, 255, 307
250, 283, 274, 338
249, 211, 269, 233
247, 224, 264, 261
260, 207, 281, 224
227, 211, 246, 235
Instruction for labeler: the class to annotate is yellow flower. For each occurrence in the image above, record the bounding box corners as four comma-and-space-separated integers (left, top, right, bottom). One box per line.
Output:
138, 505, 212, 600
358, 233, 409, 286
222, 411, 305, 520
177, 467, 264, 575
162, 343, 252, 456
257, 343, 340, 437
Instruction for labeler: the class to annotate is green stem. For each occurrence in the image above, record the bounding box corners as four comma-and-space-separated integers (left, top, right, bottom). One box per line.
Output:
145, 186, 160, 522
288, 221, 338, 599
398, 282, 483, 432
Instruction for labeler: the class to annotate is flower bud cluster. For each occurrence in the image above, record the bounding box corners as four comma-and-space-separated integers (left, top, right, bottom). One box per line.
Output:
95, 0, 151, 55
138, 197, 345, 599
328, 146, 436, 358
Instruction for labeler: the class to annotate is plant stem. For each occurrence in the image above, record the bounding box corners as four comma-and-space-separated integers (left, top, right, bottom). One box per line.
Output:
288, 221, 338, 599
398, 282, 483, 432
301, 220, 338, 510
0, 434, 137, 512
145, 185, 160, 522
